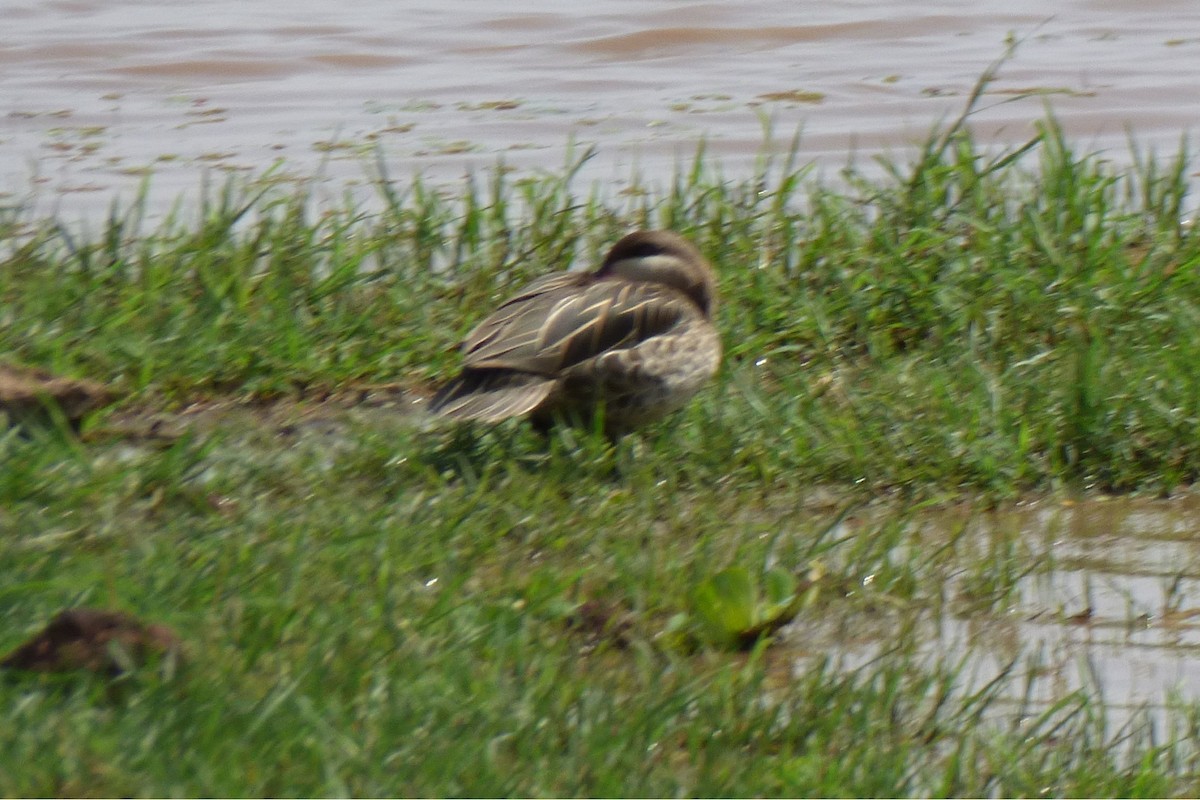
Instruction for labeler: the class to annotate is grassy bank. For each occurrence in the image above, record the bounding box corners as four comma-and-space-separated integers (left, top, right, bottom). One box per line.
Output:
3, 102, 1200, 795
6, 113, 1200, 496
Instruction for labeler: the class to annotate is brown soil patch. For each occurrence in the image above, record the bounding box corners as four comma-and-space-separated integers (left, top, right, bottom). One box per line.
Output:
100, 381, 432, 442
1, 607, 182, 677
0, 362, 118, 430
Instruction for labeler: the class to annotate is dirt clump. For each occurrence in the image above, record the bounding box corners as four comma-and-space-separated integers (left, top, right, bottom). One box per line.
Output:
0, 363, 117, 431
1, 607, 182, 677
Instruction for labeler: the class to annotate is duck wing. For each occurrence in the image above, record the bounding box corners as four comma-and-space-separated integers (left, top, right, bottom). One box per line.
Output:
462, 277, 692, 375
428, 272, 586, 421
431, 273, 697, 422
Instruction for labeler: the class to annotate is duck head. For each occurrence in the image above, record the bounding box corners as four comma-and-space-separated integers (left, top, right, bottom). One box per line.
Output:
596, 230, 718, 317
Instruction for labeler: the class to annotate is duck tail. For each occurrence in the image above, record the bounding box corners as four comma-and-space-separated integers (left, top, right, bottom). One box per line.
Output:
429, 370, 556, 422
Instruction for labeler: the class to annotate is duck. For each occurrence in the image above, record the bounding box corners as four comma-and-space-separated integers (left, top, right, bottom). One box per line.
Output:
429, 230, 721, 437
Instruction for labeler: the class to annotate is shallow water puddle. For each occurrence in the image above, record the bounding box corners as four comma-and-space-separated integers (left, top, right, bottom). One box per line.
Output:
799, 495, 1200, 720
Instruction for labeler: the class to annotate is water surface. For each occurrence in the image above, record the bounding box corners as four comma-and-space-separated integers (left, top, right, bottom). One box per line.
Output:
799, 494, 1200, 726
4, 0, 1200, 220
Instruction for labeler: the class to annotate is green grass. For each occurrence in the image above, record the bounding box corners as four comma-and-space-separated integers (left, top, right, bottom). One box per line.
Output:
4, 90, 1200, 795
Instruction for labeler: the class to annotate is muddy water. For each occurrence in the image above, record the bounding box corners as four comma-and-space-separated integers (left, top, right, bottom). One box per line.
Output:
5, 1, 1200, 222
801, 494, 1200, 723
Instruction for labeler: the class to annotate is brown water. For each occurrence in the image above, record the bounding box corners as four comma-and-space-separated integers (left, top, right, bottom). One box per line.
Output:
5, 0, 1200, 222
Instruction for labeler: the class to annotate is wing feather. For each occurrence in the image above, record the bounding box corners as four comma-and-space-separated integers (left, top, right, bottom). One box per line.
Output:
428, 371, 556, 421
462, 278, 691, 374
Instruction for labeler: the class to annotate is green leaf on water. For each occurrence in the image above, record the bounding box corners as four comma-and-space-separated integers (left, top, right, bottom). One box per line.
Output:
691, 566, 806, 650
691, 567, 756, 645
763, 566, 798, 610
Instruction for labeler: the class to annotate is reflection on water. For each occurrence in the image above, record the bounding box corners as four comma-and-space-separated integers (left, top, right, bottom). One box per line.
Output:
801, 495, 1200, 723
4, 0, 1200, 221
